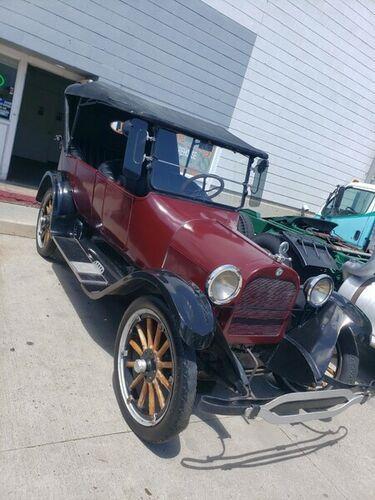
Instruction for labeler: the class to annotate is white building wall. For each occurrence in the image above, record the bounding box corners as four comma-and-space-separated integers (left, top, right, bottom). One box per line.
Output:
205, 0, 375, 212
0, 0, 374, 212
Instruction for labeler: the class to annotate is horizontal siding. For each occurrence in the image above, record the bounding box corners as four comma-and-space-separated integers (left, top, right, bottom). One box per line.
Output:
209, 0, 375, 211
0, 0, 256, 127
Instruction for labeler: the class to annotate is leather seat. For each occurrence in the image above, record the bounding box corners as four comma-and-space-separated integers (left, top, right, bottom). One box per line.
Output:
98, 159, 123, 181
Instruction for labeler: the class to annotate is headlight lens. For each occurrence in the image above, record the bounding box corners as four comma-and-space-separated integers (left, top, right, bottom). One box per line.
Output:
206, 265, 242, 305
304, 274, 334, 307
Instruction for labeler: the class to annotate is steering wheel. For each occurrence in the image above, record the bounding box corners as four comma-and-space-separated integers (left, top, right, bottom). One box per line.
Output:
181, 174, 224, 199
345, 206, 357, 214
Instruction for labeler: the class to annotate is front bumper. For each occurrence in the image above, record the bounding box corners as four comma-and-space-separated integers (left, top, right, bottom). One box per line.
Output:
198, 381, 374, 425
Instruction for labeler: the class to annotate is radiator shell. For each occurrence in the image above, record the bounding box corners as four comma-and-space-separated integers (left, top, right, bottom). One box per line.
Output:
226, 276, 298, 345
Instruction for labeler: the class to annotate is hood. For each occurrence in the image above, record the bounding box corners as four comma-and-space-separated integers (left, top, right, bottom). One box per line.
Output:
164, 218, 299, 290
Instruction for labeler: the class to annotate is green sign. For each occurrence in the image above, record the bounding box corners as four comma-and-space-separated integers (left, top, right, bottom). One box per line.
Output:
0, 73, 5, 87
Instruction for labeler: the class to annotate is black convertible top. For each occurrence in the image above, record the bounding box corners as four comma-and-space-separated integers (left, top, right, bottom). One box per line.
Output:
65, 81, 268, 159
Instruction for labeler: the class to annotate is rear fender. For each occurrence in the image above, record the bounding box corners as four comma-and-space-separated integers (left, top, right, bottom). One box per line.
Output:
118, 270, 215, 350
268, 292, 371, 385
36, 171, 76, 235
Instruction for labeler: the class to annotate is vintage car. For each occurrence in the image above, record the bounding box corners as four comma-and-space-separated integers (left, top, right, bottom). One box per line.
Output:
35, 81, 373, 443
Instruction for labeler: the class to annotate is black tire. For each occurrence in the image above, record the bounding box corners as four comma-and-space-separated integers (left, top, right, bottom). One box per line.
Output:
252, 233, 283, 255
237, 213, 255, 239
333, 329, 359, 385
36, 188, 59, 259
114, 295, 197, 443
252, 233, 295, 269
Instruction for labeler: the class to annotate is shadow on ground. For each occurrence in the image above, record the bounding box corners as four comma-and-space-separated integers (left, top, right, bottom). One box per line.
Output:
52, 261, 124, 356
180, 423, 348, 470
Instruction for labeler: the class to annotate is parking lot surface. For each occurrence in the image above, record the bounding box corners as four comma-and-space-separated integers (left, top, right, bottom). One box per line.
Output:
1, 234, 375, 499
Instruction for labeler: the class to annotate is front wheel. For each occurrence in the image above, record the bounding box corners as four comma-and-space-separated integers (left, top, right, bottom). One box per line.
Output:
114, 296, 197, 443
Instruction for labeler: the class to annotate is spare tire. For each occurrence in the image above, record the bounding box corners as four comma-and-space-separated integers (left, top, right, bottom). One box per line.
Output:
237, 213, 255, 239
252, 233, 294, 270
251, 233, 283, 255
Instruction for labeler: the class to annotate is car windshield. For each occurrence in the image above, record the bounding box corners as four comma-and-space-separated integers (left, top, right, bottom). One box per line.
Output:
325, 187, 375, 216
150, 128, 251, 208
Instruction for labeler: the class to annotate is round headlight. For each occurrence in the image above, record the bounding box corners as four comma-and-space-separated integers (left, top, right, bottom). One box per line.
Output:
206, 265, 242, 305
304, 274, 334, 307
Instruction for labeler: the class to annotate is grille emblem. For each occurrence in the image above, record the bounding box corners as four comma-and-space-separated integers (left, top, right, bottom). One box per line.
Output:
275, 268, 283, 277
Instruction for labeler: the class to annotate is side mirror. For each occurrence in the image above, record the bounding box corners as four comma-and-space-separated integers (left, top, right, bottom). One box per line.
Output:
110, 121, 128, 135
321, 185, 344, 216
249, 158, 269, 207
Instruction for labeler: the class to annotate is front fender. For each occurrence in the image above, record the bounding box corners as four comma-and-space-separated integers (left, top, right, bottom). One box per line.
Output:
116, 270, 215, 350
268, 292, 371, 385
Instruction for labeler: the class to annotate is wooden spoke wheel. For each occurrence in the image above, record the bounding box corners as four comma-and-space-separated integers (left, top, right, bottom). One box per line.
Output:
114, 296, 197, 443
121, 313, 174, 424
36, 189, 58, 259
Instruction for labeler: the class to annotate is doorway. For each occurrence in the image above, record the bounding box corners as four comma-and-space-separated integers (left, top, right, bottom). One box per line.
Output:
7, 65, 73, 187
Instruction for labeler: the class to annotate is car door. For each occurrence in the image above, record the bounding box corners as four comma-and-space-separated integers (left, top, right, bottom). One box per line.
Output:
92, 173, 133, 251
72, 159, 97, 224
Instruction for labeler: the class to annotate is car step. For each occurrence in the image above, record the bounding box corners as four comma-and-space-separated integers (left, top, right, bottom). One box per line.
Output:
53, 236, 129, 292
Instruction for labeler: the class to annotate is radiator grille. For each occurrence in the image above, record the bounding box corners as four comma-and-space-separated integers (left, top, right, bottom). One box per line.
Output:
228, 277, 297, 338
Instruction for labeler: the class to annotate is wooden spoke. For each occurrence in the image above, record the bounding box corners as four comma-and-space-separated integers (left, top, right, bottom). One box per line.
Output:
44, 230, 50, 244
153, 324, 162, 351
157, 340, 170, 359
157, 369, 171, 391
146, 318, 153, 348
327, 363, 336, 376
137, 380, 148, 408
125, 360, 135, 368
158, 361, 173, 370
129, 373, 144, 390
148, 382, 155, 416
129, 340, 143, 357
136, 325, 147, 351
46, 200, 53, 214
153, 378, 165, 410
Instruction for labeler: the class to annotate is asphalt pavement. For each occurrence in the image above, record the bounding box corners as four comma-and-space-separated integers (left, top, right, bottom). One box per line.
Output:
1, 233, 375, 499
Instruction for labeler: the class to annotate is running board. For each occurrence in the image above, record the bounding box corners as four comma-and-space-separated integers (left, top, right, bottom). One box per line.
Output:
53, 235, 133, 298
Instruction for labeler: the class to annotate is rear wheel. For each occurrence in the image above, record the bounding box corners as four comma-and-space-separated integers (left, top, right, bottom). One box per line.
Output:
36, 188, 59, 259
114, 296, 197, 443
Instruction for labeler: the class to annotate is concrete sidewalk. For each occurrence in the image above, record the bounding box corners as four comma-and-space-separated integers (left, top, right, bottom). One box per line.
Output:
1, 234, 375, 499
0, 201, 38, 238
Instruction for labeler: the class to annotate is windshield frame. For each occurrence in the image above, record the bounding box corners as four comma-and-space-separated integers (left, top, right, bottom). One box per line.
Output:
148, 127, 256, 211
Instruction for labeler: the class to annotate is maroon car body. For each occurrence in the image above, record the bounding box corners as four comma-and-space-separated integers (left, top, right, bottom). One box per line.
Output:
35, 82, 372, 443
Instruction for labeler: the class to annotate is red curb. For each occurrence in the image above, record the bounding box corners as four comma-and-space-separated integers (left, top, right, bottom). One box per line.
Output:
0, 189, 39, 208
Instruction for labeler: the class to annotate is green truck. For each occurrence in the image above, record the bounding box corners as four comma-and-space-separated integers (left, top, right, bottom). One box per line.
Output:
238, 209, 370, 287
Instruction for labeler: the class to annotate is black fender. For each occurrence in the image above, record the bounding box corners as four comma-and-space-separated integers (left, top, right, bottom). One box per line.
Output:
268, 292, 371, 386
36, 170, 76, 216
36, 170, 76, 235
114, 270, 215, 351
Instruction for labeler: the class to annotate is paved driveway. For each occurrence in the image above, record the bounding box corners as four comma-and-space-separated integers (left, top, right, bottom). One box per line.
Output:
1, 234, 374, 499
